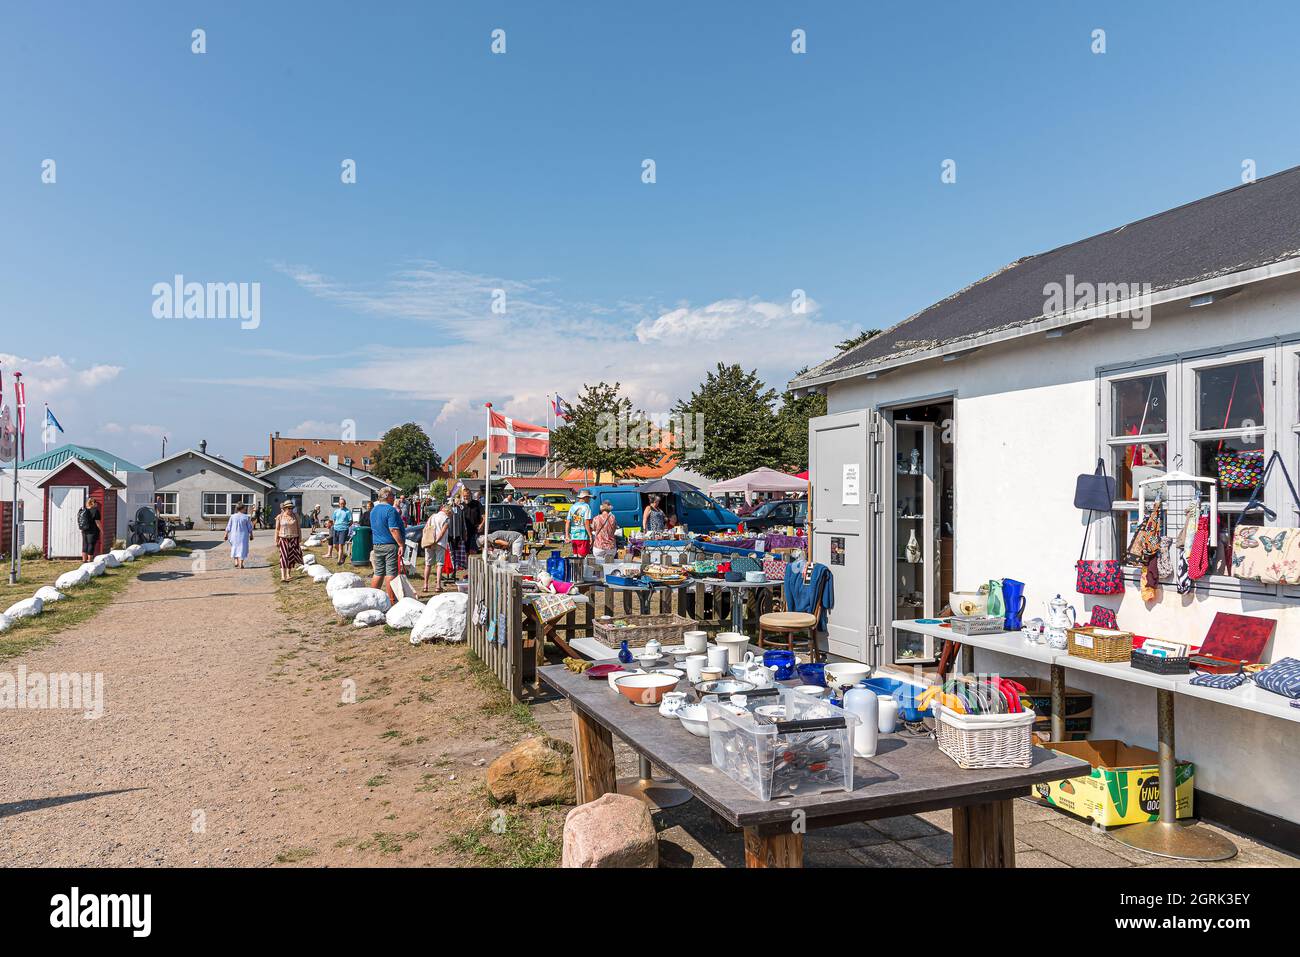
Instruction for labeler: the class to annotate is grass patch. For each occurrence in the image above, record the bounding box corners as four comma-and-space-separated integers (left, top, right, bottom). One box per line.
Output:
365, 775, 389, 788
274, 847, 318, 864
0, 549, 185, 661
357, 831, 415, 855
466, 650, 541, 731
445, 810, 563, 868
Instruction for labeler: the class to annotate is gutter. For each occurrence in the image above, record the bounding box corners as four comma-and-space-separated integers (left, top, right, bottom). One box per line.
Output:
790, 254, 1300, 391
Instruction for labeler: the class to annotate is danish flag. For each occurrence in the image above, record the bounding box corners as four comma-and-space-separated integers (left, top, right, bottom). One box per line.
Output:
488, 409, 549, 457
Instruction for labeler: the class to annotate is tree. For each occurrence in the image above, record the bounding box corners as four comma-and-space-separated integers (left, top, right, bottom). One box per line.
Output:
837, 328, 883, 352
430, 478, 448, 501
392, 470, 425, 495
774, 367, 827, 471
370, 423, 439, 482
549, 382, 657, 480
672, 363, 783, 480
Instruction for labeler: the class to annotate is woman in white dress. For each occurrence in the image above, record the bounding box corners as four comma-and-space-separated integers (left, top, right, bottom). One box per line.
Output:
224, 502, 254, 569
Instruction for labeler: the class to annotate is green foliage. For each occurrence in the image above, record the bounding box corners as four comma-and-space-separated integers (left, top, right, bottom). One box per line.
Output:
391, 470, 425, 495
430, 479, 448, 501
837, 329, 883, 352
548, 382, 656, 480
672, 363, 784, 480
775, 368, 826, 471
371, 423, 440, 482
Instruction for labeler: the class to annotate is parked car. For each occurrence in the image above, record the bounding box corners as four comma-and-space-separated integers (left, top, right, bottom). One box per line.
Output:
582, 484, 741, 534
487, 503, 533, 536
740, 498, 807, 533
533, 492, 573, 515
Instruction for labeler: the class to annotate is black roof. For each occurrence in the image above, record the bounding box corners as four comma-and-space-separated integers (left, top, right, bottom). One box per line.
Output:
798, 165, 1300, 384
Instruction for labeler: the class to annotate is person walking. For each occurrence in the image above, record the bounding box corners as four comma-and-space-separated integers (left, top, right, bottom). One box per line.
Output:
591, 499, 619, 563
566, 489, 594, 557
330, 498, 352, 564
368, 488, 406, 604
421, 502, 451, 594
274, 500, 303, 582
78, 496, 102, 562
224, 501, 254, 569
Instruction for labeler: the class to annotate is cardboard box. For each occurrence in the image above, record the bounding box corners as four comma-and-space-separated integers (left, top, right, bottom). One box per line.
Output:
1031, 740, 1194, 827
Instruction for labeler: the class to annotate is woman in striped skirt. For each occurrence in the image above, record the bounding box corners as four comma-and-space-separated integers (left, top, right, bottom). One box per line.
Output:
274, 500, 303, 581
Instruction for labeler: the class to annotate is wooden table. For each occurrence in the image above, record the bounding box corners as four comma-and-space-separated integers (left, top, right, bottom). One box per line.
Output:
541, 663, 1089, 868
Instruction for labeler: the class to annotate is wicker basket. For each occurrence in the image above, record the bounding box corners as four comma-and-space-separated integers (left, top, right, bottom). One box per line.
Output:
933, 704, 1036, 769
593, 613, 694, 651
1067, 626, 1134, 663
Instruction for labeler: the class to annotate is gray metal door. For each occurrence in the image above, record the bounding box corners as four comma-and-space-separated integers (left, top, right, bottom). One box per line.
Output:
808, 409, 883, 664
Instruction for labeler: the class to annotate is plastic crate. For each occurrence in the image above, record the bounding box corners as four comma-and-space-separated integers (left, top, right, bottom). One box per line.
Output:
859, 677, 933, 721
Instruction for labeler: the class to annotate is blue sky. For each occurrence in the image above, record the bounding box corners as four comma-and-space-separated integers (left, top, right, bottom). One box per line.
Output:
3, 0, 1300, 465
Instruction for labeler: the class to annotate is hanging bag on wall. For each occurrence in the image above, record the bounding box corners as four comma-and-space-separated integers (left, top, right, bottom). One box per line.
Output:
1074, 457, 1117, 512
1126, 498, 1164, 566
1076, 508, 1124, 595
1231, 450, 1300, 585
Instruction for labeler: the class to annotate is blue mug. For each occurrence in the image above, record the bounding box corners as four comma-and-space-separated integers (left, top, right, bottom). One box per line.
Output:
1002, 578, 1027, 630
763, 650, 796, 680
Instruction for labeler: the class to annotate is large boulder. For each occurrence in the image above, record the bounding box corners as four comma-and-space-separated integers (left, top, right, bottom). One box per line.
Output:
5, 597, 43, 620
306, 563, 333, 583
80, 559, 107, 578
385, 597, 425, 629
331, 587, 391, 621
0, 613, 11, 633
159, 537, 177, 550
55, 568, 92, 591
562, 793, 658, 868
34, 586, 66, 604
126, 544, 145, 559
141, 542, 161, 555
302, 553, 317, 566
326, 572, 365, 597
410, 592, 468, 644
111, 548, 134, 563
99, 552, 122, 568
353, 609, 386, 627
487, 736, 576, 807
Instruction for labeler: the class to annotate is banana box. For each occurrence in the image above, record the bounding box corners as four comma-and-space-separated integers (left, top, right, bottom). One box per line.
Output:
1030, 740, 1194, 827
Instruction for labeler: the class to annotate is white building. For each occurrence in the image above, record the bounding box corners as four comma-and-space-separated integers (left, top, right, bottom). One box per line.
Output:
793, 166, 1300, 839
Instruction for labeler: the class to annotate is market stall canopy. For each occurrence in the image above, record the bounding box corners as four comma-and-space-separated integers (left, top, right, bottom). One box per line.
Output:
708, 467, 807, 496
635, 478, 702, 494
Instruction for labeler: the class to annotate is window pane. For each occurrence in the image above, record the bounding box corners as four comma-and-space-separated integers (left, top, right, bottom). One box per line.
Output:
1112, 442, 1167, 501
1198, 436, 1266, 504
1111, 374, 1167, 436
1197, 360, 1264, 431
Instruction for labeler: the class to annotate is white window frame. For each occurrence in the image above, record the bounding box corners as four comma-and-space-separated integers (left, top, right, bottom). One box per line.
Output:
203, 492, 231, 517
1098, 341, 1292, 600
155, 492, 179, 517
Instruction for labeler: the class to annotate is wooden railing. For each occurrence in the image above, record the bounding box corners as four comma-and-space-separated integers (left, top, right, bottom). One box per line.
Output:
466, 559, 525, 701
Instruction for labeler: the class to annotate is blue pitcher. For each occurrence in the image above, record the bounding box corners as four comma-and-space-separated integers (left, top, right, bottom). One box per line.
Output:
1001, 579, 1027, 630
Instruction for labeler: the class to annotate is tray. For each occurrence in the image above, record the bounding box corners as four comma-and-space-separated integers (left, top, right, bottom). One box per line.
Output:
1130, 649, 1191, 675
950, 615, 1006, 636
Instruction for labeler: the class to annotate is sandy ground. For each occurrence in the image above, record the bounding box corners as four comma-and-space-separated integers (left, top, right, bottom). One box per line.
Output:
0, 532, 554, 867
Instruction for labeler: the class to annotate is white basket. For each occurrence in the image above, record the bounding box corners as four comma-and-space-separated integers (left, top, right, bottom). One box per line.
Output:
933, 704, 1035, 769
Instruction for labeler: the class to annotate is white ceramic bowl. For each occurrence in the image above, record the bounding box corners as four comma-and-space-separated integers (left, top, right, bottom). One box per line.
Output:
677, 704, 711, 737
614, 672, 680, 707
791, 684, 826, 699
824, 662, 872, 690
606, 669, 635, 692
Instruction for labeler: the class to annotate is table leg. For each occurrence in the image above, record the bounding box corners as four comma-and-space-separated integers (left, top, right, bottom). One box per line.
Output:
952, 798, 1016, 867
743, 826, 804, 868
1050, 663, 1065, 742
616, 754, 693, 809
571, 707, 616, 804
731, 588, 744, 632
1109, 688, 1237, 861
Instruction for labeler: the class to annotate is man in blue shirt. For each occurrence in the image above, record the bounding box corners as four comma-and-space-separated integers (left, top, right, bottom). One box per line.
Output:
330, 498, 352, 565
369, 488, 406, 602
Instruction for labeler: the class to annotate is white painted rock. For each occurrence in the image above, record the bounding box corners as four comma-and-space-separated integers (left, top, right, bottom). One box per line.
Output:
5, 597, 43, 620
0, 613, 11, 633
35, 586, 66, 604
141, 542, 161, 555
126, 544, 145, 558
306, 563, 333, 583
110, 549, 134, 563
55, 568, 92, 591
159, 538, 177, 550
326, 572, 365, 597
354, 609, 386, 627
385, 597, 425, 629
410, 592, 468, 644
99, 552, 122, 568
331, 587, 391, 621
302, 553, 317, 566
80, 560, 107, 578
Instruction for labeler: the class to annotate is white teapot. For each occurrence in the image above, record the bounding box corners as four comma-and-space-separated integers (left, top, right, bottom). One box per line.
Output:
1044, 594, 1077, 650
731, 652, 776, 688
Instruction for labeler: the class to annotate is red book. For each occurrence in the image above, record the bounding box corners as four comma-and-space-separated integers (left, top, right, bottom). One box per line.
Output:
1199, 613, 1275, 664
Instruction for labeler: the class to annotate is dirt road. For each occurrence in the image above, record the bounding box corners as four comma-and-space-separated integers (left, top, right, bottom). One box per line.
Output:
0, 532, 555, 866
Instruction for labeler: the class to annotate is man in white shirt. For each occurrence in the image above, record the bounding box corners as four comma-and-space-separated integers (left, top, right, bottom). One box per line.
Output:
421, 503, 452, 593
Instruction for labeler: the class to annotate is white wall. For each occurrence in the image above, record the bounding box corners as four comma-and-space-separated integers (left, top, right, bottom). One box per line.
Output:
826, 273, 1300, 821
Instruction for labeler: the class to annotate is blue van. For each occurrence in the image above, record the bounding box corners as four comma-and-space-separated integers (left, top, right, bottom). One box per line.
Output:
582, 484, 741, 534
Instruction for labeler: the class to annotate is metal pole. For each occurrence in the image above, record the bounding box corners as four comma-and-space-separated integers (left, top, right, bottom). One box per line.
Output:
1050, 663, 1066, 742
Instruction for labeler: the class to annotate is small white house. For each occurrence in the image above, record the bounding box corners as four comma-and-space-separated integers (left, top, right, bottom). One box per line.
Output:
146, 446, 273, 528
793, 166, 1300, 838
13, 444, 155, 547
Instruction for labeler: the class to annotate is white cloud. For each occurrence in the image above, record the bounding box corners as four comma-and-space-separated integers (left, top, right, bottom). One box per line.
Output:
635, 297, 820, 343
0, 354, 123, 399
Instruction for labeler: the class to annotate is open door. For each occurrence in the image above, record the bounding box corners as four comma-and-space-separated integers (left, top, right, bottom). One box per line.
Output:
808, 409, 883, 665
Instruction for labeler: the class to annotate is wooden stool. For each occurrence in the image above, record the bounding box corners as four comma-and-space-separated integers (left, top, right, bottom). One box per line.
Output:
758, 611, 820, 661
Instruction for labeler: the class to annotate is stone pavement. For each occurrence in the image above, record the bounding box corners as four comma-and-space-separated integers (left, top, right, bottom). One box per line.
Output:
530, 697, 1299, 869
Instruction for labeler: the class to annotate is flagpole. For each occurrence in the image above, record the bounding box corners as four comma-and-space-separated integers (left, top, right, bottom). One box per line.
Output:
9, 372, 22, 585
43, 403, 48, 454
483, 403, 492, 569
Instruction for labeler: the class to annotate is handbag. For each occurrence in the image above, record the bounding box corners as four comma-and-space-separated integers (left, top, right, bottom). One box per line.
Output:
763, 556, 788, 582
729, 554, 762, 574
1215, 449, 1265, 490
1126, 498, 1163, 566
1231, 450, 1300, 585
1074, 457, 1117, 512
1076, 510, 1123, 595
1190, 670, 1249, 690
1088, 605, 1118, 629
1251, 657, 1300, 699
546, 552, 568, 582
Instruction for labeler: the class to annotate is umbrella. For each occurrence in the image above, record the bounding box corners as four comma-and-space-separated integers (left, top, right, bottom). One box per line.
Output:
636, 478, 701, 495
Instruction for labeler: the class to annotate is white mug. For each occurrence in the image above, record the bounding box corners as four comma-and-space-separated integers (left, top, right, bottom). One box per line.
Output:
662, 691, 687, 714
683, 630, 708, 654
684, 655, 707, 682
707, 646, 729, 671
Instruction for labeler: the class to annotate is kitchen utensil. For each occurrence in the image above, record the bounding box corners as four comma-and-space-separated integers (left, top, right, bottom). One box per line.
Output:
684, 655, 707, 682
683, 630, 708, 653
606, 669, 635, 692
614, 672, 680, 707
677, 703, 711, 737
714, 632, 750, 665
707, 646, 730, 671
791, 684, 826, 699
762, 649, 797, 680
695, 678, 757, 696
660, 691, 687, 715
796, 662, 826, 686
948, 591, 987, 618
1001, 579, 1027, 630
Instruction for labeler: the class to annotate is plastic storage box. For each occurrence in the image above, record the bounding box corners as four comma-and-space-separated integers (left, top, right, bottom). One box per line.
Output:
859, 677, 933, 721
705, 690, 858, 801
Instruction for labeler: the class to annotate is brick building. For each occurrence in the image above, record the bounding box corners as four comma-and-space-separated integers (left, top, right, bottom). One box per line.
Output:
244, 432, 383, 474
